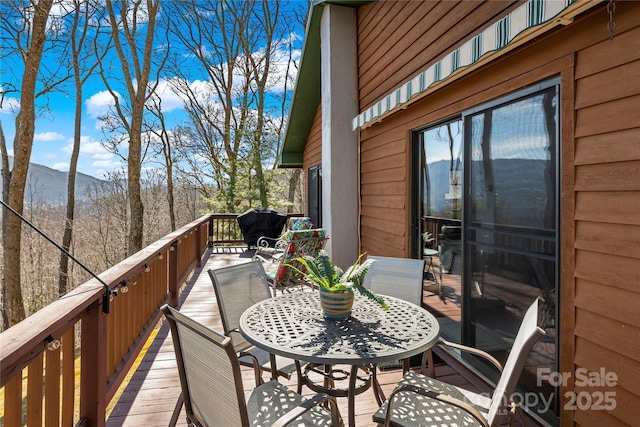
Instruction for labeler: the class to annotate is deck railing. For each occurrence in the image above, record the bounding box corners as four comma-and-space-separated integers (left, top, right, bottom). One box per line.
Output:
0, 212, 268, 427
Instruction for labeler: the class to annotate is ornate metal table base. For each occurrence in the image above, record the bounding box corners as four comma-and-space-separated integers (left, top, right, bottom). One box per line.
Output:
302, 363, 383, 427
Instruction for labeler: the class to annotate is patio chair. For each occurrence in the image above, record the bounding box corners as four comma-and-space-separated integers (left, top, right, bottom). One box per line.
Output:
422, 232, 442, 297
161, 305, 343, 427
363, 256, 426, 376
257, 228, 328, 294
373, 297, 546, 427
255, 216, 315, 258
363, 256, 425, 307
208, 260, 301, 389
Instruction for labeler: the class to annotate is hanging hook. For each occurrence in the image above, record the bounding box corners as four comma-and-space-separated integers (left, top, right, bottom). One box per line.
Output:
607, 0, 616, 40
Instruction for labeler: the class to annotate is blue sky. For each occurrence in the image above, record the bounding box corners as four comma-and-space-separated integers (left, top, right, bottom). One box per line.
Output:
1, 76, 199, 178
1, 2, 303, 179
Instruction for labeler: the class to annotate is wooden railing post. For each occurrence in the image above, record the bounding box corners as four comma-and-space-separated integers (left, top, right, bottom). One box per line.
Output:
168, 242, 179, 307
196, 225, 202, 267
80, 300, 108, 427
208, 215, 214, 247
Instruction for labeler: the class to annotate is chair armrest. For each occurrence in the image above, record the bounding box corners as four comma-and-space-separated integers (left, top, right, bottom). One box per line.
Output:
384, 384, 490, 427
226, 329, 263, 385
437, 338, 503, 372
256, 236, 279, 249
271, 393, 342, 427
255, 237, 288, 260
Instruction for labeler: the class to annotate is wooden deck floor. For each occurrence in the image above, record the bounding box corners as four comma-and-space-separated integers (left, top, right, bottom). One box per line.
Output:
106, 247, 539, 426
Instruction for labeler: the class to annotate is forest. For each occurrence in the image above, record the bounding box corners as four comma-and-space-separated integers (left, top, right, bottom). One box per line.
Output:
1, 0, 309, 330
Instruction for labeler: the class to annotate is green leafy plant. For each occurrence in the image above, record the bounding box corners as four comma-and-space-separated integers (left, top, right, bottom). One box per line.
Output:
287, 250, 389, 310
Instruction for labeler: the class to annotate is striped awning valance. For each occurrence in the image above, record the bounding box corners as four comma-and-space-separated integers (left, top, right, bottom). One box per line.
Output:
352, 0, 599, 131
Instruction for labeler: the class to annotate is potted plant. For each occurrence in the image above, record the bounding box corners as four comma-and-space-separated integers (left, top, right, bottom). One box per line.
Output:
288, 250, 388, 319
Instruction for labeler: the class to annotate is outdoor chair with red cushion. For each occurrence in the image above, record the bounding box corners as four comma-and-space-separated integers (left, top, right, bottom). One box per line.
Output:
255, 216, 315, 258
258, 228, 328, 295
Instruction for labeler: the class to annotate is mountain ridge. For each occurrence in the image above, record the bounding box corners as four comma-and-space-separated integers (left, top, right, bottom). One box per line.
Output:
3, 157, 105, 204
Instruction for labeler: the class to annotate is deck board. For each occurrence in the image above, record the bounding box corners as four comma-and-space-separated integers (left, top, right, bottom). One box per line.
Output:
106, 247, 541, 426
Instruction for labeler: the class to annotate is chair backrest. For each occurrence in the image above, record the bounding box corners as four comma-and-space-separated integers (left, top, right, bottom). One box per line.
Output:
161, 304, 250, 427
362, 256, 426, 306
287, 216, 314, 231
275, 228, 328, 283
209, 260, 272, 347
487, 297, 546, 425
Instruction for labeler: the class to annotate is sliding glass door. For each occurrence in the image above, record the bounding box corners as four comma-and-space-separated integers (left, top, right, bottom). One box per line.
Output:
415, 78, 560, 421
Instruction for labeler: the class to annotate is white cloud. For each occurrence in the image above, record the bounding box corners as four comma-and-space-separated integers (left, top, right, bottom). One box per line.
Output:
44, 153, 57, 159
85, 90, 120, 119
62, 135, 116, 161
92, 159, 121, 169
0, 93, 20, 114
150, 78, 186, 112
83, 141, 112, 156
261, 38, 302, 93
92, 152, 114, 160
51, 162, 69, 171
34, 131, 65, 141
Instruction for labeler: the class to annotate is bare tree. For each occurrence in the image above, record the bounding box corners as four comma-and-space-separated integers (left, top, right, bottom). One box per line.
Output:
166, 0, 302, 212
1, 0, 55, 326
0, 122, 9, 329
58, 0, 108, 296
166, 0, 249, 212
278, 0, 309, 212
84, 171, 129, 267
98, 0, 168, 254
145, 94, 178, 230
241, 0, 278, 207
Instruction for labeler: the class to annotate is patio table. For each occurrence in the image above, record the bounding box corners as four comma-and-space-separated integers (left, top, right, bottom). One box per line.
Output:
239, 291, 440, 427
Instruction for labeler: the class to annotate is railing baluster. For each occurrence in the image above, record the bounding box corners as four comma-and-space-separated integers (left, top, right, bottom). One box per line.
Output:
45, 342, 61, 427
61, 328, 75, 427
27, 353, 43, 425
4, 375, 22, 426
80, 300, 108, 427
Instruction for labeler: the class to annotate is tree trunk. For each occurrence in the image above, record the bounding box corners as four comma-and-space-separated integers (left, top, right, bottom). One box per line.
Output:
128, 112, 144, 254
166, 159, 176, 231
58, 72, 83, 296
1, 122, 11, 330
104, 0, 161, 254
2, 0, 54, 326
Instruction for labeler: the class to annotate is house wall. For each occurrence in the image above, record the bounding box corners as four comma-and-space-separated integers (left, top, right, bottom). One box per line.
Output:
358, 0, 516, 258
354, 1, 640, 426
357, 0, 517, 109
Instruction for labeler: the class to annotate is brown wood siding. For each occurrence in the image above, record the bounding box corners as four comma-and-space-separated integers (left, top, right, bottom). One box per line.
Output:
356, 1, 519, 110
360, 115, 410, 257
571, 6, 640, 426
352, 1, 640, 425
303, 104, 322, 168
302, 104, 322, 215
